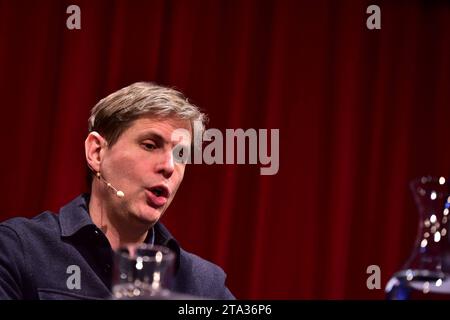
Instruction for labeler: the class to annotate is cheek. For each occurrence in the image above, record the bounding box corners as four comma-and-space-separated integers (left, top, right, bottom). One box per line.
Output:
176, 163, 186, 178
116, 157, 133, 170
125, 160, 149, 181
106, 152, 143, 181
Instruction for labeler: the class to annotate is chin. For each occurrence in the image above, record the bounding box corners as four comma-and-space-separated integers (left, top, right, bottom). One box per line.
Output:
136, 206, 162, 225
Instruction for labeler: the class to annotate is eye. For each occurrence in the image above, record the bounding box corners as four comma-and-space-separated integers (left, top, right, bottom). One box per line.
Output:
142, 142, 156, 151
178, 148, 184, 158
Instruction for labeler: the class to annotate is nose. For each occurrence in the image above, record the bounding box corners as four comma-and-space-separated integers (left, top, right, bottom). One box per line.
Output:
156, 149, 175, 178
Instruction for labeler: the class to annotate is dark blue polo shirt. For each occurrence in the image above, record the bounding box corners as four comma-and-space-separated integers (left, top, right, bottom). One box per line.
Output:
0, 194, 234, 300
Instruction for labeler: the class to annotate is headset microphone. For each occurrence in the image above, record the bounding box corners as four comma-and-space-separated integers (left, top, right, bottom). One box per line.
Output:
96, 172, 125, 198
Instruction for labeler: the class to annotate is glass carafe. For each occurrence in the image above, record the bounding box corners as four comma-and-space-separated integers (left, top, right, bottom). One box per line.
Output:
386, 176, 450, 299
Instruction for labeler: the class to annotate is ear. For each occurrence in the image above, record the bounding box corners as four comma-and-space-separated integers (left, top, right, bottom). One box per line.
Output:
85, 131, 107, 173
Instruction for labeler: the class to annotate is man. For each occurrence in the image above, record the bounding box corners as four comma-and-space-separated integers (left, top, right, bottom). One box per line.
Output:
0, 82, 234, 300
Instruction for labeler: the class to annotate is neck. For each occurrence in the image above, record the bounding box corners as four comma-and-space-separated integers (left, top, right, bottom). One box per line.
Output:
89, 188, 149, 251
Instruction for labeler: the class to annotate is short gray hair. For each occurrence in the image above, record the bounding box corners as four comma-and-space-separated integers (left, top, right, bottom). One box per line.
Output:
88, 82, 207, 146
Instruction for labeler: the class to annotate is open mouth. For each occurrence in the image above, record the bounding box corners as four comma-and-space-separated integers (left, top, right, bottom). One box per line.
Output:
146, 185, 170, 208
148, 185, 170, 198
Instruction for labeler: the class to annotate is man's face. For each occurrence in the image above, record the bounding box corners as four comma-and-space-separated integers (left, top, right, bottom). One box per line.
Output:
98, 116, 191, 226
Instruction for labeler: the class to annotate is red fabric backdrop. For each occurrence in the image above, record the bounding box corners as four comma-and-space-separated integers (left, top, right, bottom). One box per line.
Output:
0, 0, 449, 299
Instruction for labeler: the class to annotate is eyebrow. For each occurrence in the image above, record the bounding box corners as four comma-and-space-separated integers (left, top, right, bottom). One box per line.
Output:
138, 130, 190, 147
138, 131, 166, 146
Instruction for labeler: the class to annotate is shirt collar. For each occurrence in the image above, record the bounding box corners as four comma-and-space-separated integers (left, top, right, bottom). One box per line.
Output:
153, 222, 181, 270
58, 194, 181, 269
59, 193, 94, 237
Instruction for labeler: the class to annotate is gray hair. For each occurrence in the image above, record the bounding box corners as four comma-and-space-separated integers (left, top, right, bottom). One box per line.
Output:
88, 82, 207, 146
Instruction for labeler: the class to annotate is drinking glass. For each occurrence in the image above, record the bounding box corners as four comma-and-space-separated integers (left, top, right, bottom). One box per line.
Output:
385, 176, 450, 299
112, 244, 176, 299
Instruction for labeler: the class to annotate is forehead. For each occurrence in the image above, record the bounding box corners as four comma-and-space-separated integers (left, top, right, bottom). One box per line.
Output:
124, 115, 192, 139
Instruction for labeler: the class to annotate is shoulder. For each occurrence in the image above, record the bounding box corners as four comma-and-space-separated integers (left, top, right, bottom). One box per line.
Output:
175, 248, 235, 299
0, 211, 59, 299
0, 211, 61, 266
0, 194, 91, 239
154, 222, 235, 299
0, 211, 60, 239
179, 249, 226, 280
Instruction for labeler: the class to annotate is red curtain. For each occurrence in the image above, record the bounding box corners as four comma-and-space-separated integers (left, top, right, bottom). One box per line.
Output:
0, 0, 449, 299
